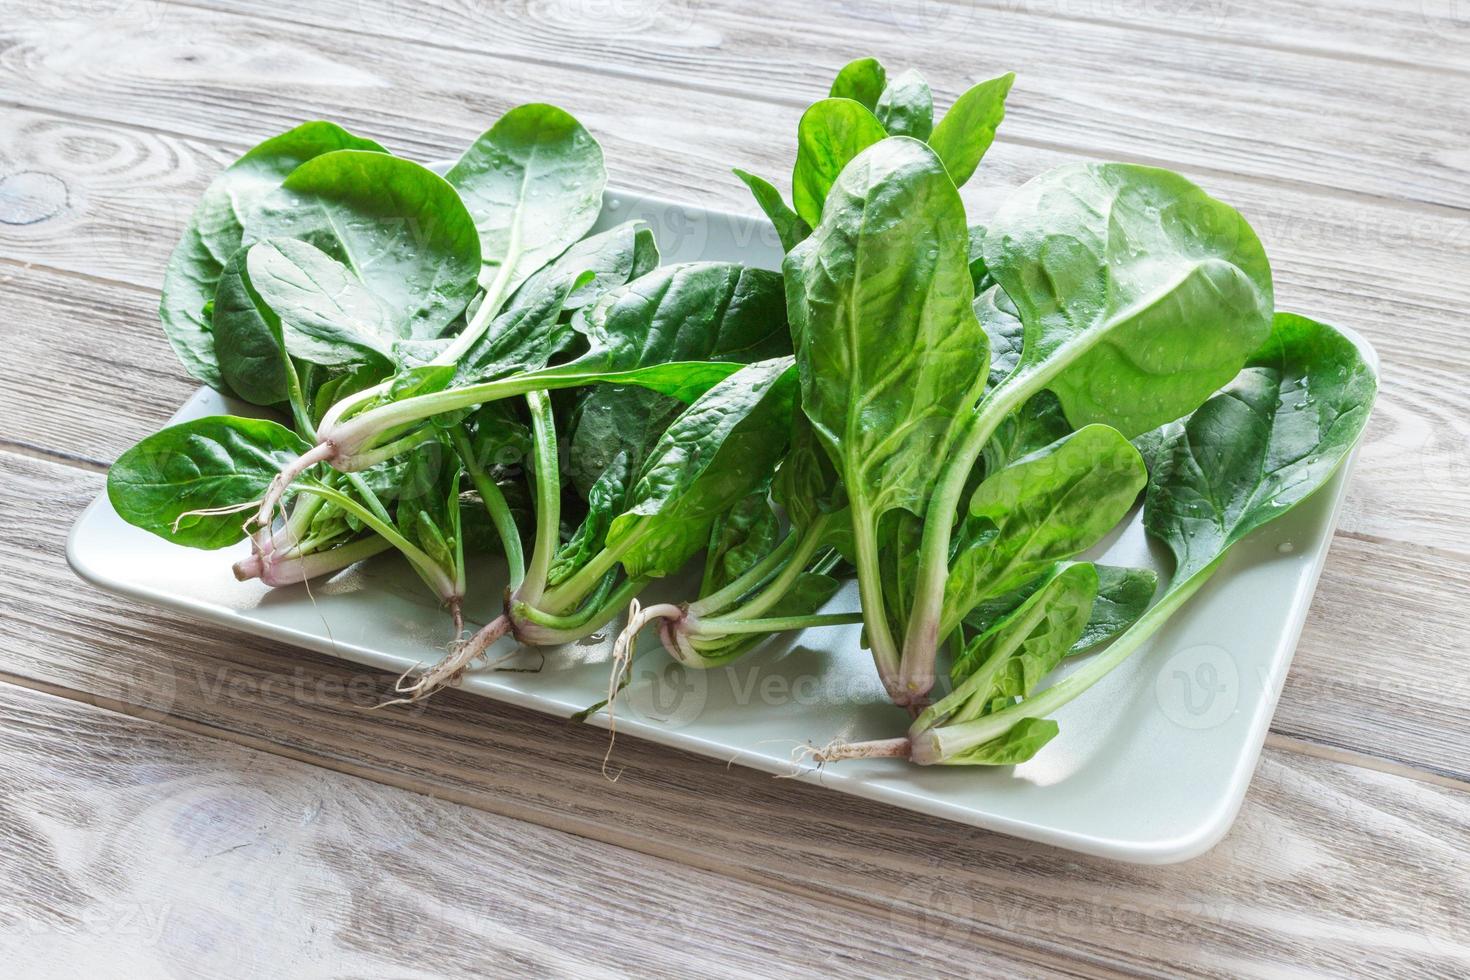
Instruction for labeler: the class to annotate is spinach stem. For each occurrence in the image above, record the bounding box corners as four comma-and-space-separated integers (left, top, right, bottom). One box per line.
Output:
514, 576, 650, 646
294, 483, 458, 602
515, 391, 561, 606
448, 423, 526, 590
693, 612, 862, 635
686, 526, 802, 618
916, 566, 1213, 763
850, 496, 902, 696
539, 521, 651, 615
708, 514, 832, 623
898, 364, 1049, 698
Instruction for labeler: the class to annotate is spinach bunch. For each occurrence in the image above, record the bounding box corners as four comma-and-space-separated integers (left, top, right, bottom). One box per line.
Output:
109, 105, 794, 659
815, 313, 1377, 764
610, 57, 1012, 670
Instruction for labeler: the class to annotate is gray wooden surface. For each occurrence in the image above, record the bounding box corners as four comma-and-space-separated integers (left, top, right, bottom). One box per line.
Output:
2, 1, 1467, 976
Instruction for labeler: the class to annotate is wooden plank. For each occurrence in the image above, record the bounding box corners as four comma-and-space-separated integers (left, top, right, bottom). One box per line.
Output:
101, 0, 1470, 209
0, 681, 1063, 978
7, 448, 1470, 979
1, 106, 1467, 557
921, 0, 1470, 75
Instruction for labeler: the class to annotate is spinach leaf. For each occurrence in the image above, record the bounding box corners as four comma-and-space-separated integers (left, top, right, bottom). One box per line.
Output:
108, 416, 313, 549
567, 385, 681, 499
915, 314, 1377, 763
784, 137, 985, 683
732, 169, 810, 253
941, 424, 1146, 637
927, 73, 1014, 186
247, 239, 398, 364
910, 562, 1097, 765
790, 98, 888, 227
246, 150, 481, 340
606, 358, 798, 579
960, 563, 1158, 667
984, 162, 1275, 438
1145, 313, 1377, 582
829, 57, 887, 112
210, 247, 291, 406
701, 487, 781, 596
160, 122, 386, 393
874, 69, 934, 140
446, 103, 606, 294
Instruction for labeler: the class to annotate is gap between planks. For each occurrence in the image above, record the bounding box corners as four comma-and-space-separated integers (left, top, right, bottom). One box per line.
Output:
127, 0, 1470, 221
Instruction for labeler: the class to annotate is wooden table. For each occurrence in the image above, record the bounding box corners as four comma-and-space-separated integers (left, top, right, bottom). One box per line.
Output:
2, 1, 1466, 974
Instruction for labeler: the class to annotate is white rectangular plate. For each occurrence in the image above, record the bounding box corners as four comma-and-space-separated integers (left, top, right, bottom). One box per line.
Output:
68, 188, 1373, 864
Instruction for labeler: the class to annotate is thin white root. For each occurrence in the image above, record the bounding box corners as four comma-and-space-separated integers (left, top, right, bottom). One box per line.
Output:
172, 498, 260, 535
384, 614, 511, 706
598, 599, 684, 781
249, 441, 336, 558
784, 736, 911, 771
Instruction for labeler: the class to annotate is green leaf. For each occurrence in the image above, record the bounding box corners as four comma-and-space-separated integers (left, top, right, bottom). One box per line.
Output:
446, 103, 607, 293
567, 385, 681, 499
245, 238, 398, 366
108, 416, 313, 549
790, 99, 888, 227
829, 57, 886, 112
1145, 312, 1378, 583
917, 315, 1378, 764
941, 563, 1097, 723
247, 150, 481, 340
927, 73, 1014, 187
546, 261, 791, 383
985, 162, 1274, 438
786, 137, 985, 524
732, 169, 810, 253
160, 122, 386, 393
608, 358, 798, 579
942, 717, 1058, 765
962, 563, 1158, 662
772, 410, 846, 535
211, 247, 290, 406
941, 424, 1146, 637
875, 69, 934, 139
701, 487, 781, 595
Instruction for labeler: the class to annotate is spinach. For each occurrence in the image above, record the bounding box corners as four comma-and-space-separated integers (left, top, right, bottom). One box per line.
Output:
928, 73, 1015, 187
108, 416, 313, 549
784, 136, 984, 698
828, 57, 886, 111
791, 98, 888, 227
159, 122, 386, 393
738, 62, 1013, 249
824, 313, 1376, 765
874, 68, 934, 140
897, 161, 1275, 702
940, 424, 1146, 640
245, 149, 482, 339
445, 103, 606, 296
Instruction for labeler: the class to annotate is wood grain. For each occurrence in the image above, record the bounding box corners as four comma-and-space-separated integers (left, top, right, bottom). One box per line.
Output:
0, 681, 1066, 978
3, 449, 1468, 976
4, 1, 1469, 973
138, 0, 1470, 208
